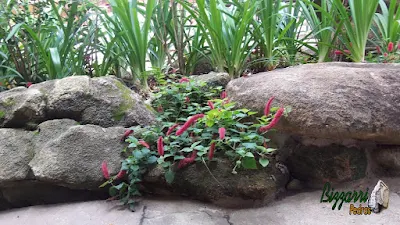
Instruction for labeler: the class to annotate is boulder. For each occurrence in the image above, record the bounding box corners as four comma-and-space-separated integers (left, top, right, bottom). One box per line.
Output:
0, 129, 35, 185
279, 138, 368, 188
0, 87, 46, 128
29, 120, 126, 189
0, 76, 156, 128
144, 158, 290, 208
226, 63, 400, 145
0, 119, 126, 209
372, 146, 400, 176
191, 72, 231, 88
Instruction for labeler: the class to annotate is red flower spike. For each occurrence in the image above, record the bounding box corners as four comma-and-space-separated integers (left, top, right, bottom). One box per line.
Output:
138, 140, 150, 149
384, 53, 388, 57
178, 150, 198, 169
219, 127, 226, 140
397, 42, 400, 50
101, 161, 110, 179
185, 96, 190, 103
208, 142, 216, 160
220, 91, 227, 99
166, 124, 180, 136
175, 114, 205, 136
116, 170, 127, 180
264, 96, 275, 116
223, 98, 230, 104
157, 105, 163, 113
157, 136, 164, 156
376, 46, 381, 54
121, 129, 133, 141
26, 82, 32, 88
208, 100, 214, 109
334, 50, 342, 55
179, 77, 190, 83
343, 50, 351, 55
259, 107, 284, 132
388, 42, 394, 52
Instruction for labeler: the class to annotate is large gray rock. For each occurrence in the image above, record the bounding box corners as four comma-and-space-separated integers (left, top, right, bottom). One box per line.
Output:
29, 120, 126, 189
144, 158, 290, 208
0, 76, 155, 128
191, 72, 231, 87
226, 63, 400, 145
372, 146, 400, 176
0, 119, 127, 209
0, 129, 34, 185
0, 87, 46, 128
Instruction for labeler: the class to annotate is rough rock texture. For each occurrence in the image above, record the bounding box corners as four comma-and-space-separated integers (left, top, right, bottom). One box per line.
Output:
1, 179, 400, 225
0, 87, 46, 128
0, 119, 125, 209
0, 129, 35, 185
145, 158, 290, 208
29, 120, 126, 189
372, 146, 400, 176
192, 72, 231, 88
0, 76, 156, 128
226, 63, 400, 145
280, 140, 368, 188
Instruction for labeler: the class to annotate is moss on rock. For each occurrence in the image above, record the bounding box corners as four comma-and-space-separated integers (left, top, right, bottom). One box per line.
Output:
113, 80, 135, 121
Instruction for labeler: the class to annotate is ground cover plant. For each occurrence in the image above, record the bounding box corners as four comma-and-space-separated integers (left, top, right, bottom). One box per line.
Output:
100, 77, 289, 211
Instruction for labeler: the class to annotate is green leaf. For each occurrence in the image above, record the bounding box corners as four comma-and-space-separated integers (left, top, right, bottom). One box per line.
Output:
174, 155, 185, 160
99, 181, 109, 188
128, 143, 137, 148
114, 182, 126, 190
133, 150, 143, 159
235, 123, 248, 129
236, 148, 246, 156
190, 141, 202, 148
259, 158, 270, 167
194, 145, 205, 151
147, 156, 158, 164
131, 165, 140, 171
6, 23, 23, 41
109, 186, 118, 196
181, 147, 193, 152
242, 157, 257, 169
206, 119, 215, 127
242, 142, 257, 149
245, 152, 255, 158
229, 137, 241, 143
265, 148, 277, 153
165, 169, 175, 184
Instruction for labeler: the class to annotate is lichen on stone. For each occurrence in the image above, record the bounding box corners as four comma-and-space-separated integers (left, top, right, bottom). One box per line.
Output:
112, 80, 135, 121
2, 97, 15, 107
0, 110, 5, 119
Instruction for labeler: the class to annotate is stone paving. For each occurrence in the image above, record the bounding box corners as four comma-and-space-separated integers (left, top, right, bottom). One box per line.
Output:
0, 189, 399, 225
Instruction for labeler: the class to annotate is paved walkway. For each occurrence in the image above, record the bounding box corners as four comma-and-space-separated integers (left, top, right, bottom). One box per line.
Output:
0, 189, 399, 225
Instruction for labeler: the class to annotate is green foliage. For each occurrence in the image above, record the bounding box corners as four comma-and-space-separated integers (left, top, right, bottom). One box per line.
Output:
333, 0, 379, 62
299, 0, 339, 62
0, 0, 120, 88
181, 0, 257, 78
101, 78, 288, 210
104, 0, 156, 90
152, 79, 222, 122
372, 0, 400, 47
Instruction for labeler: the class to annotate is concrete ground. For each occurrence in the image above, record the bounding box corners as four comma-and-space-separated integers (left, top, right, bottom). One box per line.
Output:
0, 187, 399, 225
